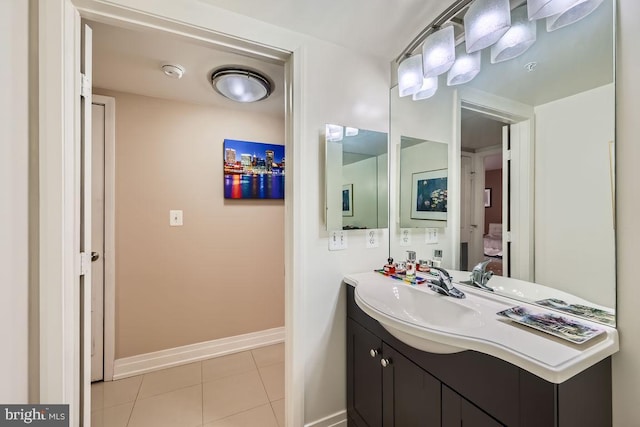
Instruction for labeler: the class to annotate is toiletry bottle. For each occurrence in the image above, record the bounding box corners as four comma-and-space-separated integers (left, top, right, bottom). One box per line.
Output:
406, 251, 416, 278
384, 257, 396, 274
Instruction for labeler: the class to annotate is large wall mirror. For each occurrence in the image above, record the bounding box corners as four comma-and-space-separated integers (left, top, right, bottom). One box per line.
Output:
389, 0, 615, 324
325, 124, 389, 230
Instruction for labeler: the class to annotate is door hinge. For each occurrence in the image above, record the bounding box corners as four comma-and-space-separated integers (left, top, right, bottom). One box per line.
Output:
505, 231, 512, 242
505, 149, 512, 161
79, 252, 90, 276
80, 73, 91, 98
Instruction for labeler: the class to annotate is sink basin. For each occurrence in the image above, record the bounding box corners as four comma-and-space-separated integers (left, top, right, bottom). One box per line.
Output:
355, 280, 483, 353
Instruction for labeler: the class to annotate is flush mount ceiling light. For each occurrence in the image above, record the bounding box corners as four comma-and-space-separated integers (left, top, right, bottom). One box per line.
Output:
546, 0, 604, 32
527, 0, 578, 20
464, 0, 512, 53
422, 26, 456, 78
491, 5, 537, 63
397, 54, 424, 97
447, 48, 481, 86
162, 64, 185, 79
412, 76, 439, 101
210, 67, 272, 103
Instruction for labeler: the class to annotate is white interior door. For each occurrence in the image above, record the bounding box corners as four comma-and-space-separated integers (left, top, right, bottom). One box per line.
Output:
460, 154, 472, 270
80, 22, 93, 426
91, 102, 105, 382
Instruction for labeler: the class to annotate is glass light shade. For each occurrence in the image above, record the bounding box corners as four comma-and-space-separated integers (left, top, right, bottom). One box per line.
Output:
491, 6, 537, 64
326, 124, 344, 142
527, 0, 578, 20
345, 127, 359, 137
464, 0, 512, 53
422, 26, 456, 78
398, 54, 424, 97
412, 77, 438, 101
546, 0, 604, 32
447, 49, 481, 86
211, 69, 272, 103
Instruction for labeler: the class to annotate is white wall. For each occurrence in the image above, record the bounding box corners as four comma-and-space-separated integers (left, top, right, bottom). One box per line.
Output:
343, 157, 378, 229
534, 84, 615, 308
0, 0, 29, 402
612, 0, 640, 424
389, 84, 456, 266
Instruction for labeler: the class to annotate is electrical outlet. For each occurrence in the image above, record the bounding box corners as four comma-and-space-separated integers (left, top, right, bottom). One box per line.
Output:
400, 228, 412, 246
425, 228, 438, 244
169, 210, 183, 226
329, 230, 347, 251
366, 230, 379, 248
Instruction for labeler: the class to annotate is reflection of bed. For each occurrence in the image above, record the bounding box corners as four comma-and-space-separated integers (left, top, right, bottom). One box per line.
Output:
484, 223, 503, 257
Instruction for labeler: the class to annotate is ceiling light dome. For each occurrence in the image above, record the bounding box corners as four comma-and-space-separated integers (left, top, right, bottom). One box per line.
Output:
211, 67, 272, 103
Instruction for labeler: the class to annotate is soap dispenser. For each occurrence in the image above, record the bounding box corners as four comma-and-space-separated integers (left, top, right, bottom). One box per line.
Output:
406, 251, 417, 278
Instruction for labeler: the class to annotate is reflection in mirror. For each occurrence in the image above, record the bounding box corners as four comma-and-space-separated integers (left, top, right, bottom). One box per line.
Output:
399, 137, 448, 228
325, 125, 388, 230
389, 0, 615, 325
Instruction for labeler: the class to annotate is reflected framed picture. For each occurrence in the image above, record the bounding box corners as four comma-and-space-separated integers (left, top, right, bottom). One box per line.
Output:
411, 169, 447, 220
342, 184, 353, 217
484, 188, 492, 208
223, 139, 285, 199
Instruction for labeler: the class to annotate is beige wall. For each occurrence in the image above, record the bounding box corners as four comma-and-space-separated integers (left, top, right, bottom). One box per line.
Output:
95, 89, 285, 358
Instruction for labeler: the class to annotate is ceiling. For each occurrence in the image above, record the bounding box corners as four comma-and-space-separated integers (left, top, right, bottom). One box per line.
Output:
90, 20, 285, 118
197, 0, 451, 61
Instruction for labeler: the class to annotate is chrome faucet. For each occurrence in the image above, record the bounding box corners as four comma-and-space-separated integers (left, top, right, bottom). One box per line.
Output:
470, 260, 494, 291
428, 267, 465, 299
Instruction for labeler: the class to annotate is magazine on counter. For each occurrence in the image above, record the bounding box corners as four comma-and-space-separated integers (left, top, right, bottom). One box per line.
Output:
497, 306, 605, 344
534, 298, 615, 326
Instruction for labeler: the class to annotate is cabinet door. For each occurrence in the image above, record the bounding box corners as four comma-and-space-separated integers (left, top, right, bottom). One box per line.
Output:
347, 319, 383, 427
382, 344, 441, 427
442, 385, 504, 427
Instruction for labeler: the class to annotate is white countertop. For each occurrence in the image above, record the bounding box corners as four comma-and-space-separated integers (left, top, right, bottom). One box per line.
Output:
344, 271, 619, 384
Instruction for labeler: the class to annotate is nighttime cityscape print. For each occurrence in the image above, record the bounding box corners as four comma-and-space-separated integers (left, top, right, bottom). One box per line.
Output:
223, 139, 285, 199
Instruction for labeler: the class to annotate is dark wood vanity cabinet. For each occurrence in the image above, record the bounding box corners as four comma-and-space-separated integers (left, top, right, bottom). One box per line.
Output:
346, 285, 612, 427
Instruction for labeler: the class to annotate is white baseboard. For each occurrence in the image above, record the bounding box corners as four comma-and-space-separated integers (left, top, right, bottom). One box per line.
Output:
305, 410, 347, 427
112, 327, 284, 380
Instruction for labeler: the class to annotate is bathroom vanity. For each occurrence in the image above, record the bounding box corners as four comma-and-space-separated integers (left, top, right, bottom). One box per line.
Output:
345, 275, 616, 427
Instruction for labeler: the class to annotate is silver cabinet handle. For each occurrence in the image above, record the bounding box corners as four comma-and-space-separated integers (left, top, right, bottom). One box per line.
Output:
381, 358, 391, 368
369, 349, 380, 358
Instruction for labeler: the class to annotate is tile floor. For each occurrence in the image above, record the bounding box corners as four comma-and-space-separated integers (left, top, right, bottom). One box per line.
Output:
91, 343, 284, 427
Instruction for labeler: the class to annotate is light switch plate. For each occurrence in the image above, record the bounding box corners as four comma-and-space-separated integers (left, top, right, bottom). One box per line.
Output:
329, 230, 348, 251
399, 228, 412, 246
425, 228, 438, 244
169, 210, 183, 226
366, 230, 379, 248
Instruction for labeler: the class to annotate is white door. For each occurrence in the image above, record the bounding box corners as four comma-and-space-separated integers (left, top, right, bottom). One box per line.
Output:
91, 102, 105, 382
459, 154, 473, 270
80, 22, 93, 426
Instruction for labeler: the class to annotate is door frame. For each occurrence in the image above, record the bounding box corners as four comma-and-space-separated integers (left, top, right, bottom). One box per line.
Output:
453, 87, 535, 280
36, 1, 302, 425
92, 95, 116, 382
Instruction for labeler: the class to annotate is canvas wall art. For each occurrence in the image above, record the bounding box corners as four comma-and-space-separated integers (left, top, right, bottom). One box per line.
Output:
411, 169, 448, 220
223, 139, 285, 199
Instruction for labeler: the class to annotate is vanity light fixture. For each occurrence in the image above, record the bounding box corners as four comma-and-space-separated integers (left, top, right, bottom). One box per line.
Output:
210, 67, 272, 103
422, 26, 456, 78
412, 76, 439, 101
447, 48, 481, 86
546, 0, 605, 32
491, 5, 537, 64
464, 0, 512, 53
397, 54, 424, 97
527, 0, 578, 20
